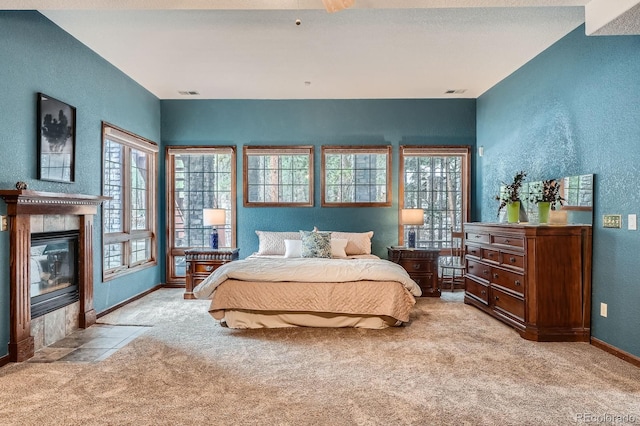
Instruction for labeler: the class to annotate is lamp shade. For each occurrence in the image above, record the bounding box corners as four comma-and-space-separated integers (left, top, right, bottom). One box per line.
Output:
203, 208, 226, 226
400, 209, 424, 226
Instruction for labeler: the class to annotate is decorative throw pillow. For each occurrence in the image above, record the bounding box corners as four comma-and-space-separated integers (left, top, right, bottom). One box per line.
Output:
300, 230, 332, 258
330, 238, 349, 258
284, 239, 303, 258
312, 228, 374, 255
255, 231, 301, 255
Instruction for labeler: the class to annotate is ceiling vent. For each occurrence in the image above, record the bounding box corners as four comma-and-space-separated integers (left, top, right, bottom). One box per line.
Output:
178, 90, 200, 96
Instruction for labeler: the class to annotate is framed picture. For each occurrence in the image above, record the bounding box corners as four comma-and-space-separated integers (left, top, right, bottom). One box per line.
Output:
37, 92, 76, 183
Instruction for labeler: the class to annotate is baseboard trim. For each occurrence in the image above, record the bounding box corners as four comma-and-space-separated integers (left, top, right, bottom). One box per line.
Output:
0, 353, 9, 368
96, 284, 163, 319
591, 337, 640, 368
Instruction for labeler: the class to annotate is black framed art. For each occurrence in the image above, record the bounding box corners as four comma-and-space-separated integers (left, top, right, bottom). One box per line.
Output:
37, 92, 76, 183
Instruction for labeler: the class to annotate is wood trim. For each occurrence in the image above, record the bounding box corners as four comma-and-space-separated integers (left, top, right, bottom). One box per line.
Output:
0, 354, 9, 368
96, 285, 162, 319
398, 146, 471, 244
101, 123, 158, 281
79, 215, 96, 328
591, 337, 640, 368
243, 145, 314, 207
164, 146, 237, 285
9, 215, 34, 362
320, 145, 392, 207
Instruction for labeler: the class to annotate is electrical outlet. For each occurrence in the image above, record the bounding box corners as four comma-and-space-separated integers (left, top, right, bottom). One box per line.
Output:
603, 214, 622, 228
629, 214, 637, 230
600, 302, 608, 318
0, 215, 7, 232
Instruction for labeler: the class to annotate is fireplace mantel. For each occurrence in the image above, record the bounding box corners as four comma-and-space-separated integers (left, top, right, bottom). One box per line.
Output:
0, 190, 109, 362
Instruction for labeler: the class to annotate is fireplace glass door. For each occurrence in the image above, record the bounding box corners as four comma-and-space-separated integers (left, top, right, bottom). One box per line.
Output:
30, 231, 79, 318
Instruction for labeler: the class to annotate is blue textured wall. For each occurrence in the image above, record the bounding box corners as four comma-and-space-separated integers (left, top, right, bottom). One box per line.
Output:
477, 26, 640, 357
162, 99, 476, 257
0, 12, 162, 357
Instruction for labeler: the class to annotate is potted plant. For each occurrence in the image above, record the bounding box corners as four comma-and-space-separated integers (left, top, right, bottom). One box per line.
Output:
530, 179, 565, 223
495, 171, 527, 223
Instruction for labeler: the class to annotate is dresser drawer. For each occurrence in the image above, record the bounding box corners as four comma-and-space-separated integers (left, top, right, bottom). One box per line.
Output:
491, 287, 525, 322
193, 262, 225, 274
466, 259, 491, 282
491, 235, 524, 249
490, 267, 524, 296
482, 248, 499, 263
465, 277, 489, 304
466, 244, 481, 258
412, 273, 436, 294
466, 232, 490, 244
500, 252, 525, 270
398, 259, 435, 273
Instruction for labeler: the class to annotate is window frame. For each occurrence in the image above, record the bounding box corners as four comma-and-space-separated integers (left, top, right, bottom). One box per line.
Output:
399, 145, 471, 248
165, 146, 237, 285
101, 122, 158, 281
321, 145, 392, 207
243, 145, 314, 207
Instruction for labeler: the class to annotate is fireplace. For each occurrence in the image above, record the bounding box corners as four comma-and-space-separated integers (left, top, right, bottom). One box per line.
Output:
0, 190, 108, 362
30, 231, 80, 319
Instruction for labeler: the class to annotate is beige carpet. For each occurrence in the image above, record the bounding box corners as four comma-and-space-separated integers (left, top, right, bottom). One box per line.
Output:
0, 288, 639, 425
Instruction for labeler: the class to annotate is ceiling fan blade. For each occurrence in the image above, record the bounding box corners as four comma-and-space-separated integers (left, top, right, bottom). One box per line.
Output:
322, 0, 355, 13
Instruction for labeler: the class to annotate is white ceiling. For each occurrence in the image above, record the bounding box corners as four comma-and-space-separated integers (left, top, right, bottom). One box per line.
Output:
3, 1, 638, 99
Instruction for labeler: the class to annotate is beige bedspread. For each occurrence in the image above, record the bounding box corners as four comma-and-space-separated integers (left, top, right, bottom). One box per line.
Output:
209, 279, 416, 322
193, 257, 422, 299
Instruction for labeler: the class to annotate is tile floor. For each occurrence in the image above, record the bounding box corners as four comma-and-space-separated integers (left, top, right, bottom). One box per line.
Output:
28, 324, 149, 363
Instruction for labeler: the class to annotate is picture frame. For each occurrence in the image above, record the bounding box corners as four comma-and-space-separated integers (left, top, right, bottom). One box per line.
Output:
37, 92, 76, 183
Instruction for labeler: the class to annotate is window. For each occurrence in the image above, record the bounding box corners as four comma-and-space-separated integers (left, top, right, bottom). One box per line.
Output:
400, 146, 470, 248
322, 146, 391, 207
102, 123, 158, 280
243, 146, 313, 207
166, 147, 236, 284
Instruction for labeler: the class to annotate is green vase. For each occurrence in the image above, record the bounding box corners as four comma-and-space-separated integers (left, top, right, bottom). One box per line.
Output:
538, 202, 551, 224
506, 201, 520, 223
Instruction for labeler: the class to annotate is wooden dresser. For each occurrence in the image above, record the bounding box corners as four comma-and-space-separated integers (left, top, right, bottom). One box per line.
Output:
463, 223, 592, 342
387, 247, 440, 297
184, 248, 239, 299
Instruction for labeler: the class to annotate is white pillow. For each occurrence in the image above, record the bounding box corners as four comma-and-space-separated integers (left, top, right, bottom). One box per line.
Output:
330, 238, 348, 258
284, 239, 303, 258
256, 231, 301, 255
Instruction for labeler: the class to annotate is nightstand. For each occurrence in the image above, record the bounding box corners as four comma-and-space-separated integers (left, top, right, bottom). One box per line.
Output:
184, 248, 239, 299
387, 247, 440, 297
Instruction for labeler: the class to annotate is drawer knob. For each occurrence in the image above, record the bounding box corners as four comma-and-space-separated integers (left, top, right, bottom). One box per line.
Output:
468, 265, 474, 269
413, 264, 421, 270
510, 257, 516, 263
488, 253, 494, 257
515, 280, 521, 286
475, 235, 481, 239
205, 266, 214, 272
481, 290, 486, 295
505, 239, 510, 243
494, 296, 500, 301
483, 269, 489, 275
493, 273, 499, 279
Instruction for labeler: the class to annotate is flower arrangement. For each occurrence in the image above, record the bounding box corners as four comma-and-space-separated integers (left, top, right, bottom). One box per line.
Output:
495, 171, 527, 216
530, 179, 564, 210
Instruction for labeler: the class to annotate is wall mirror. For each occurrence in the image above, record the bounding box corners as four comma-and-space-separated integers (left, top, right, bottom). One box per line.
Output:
500, 174, 594, 225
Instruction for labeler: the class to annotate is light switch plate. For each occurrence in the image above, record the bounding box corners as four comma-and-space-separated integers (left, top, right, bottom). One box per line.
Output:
0, 215, 7, 232
603, 214, 622, 228
628, 214, 637, 230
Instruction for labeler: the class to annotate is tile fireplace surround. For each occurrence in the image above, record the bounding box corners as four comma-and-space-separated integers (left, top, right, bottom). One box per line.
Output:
0, 190, 108, 362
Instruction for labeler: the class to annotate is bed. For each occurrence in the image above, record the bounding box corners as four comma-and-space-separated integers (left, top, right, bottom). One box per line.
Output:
193, 230, 422, 329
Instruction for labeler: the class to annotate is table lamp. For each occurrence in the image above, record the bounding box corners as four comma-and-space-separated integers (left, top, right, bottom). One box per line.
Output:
400, 208, 424, 248
203, 208, 226, 249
